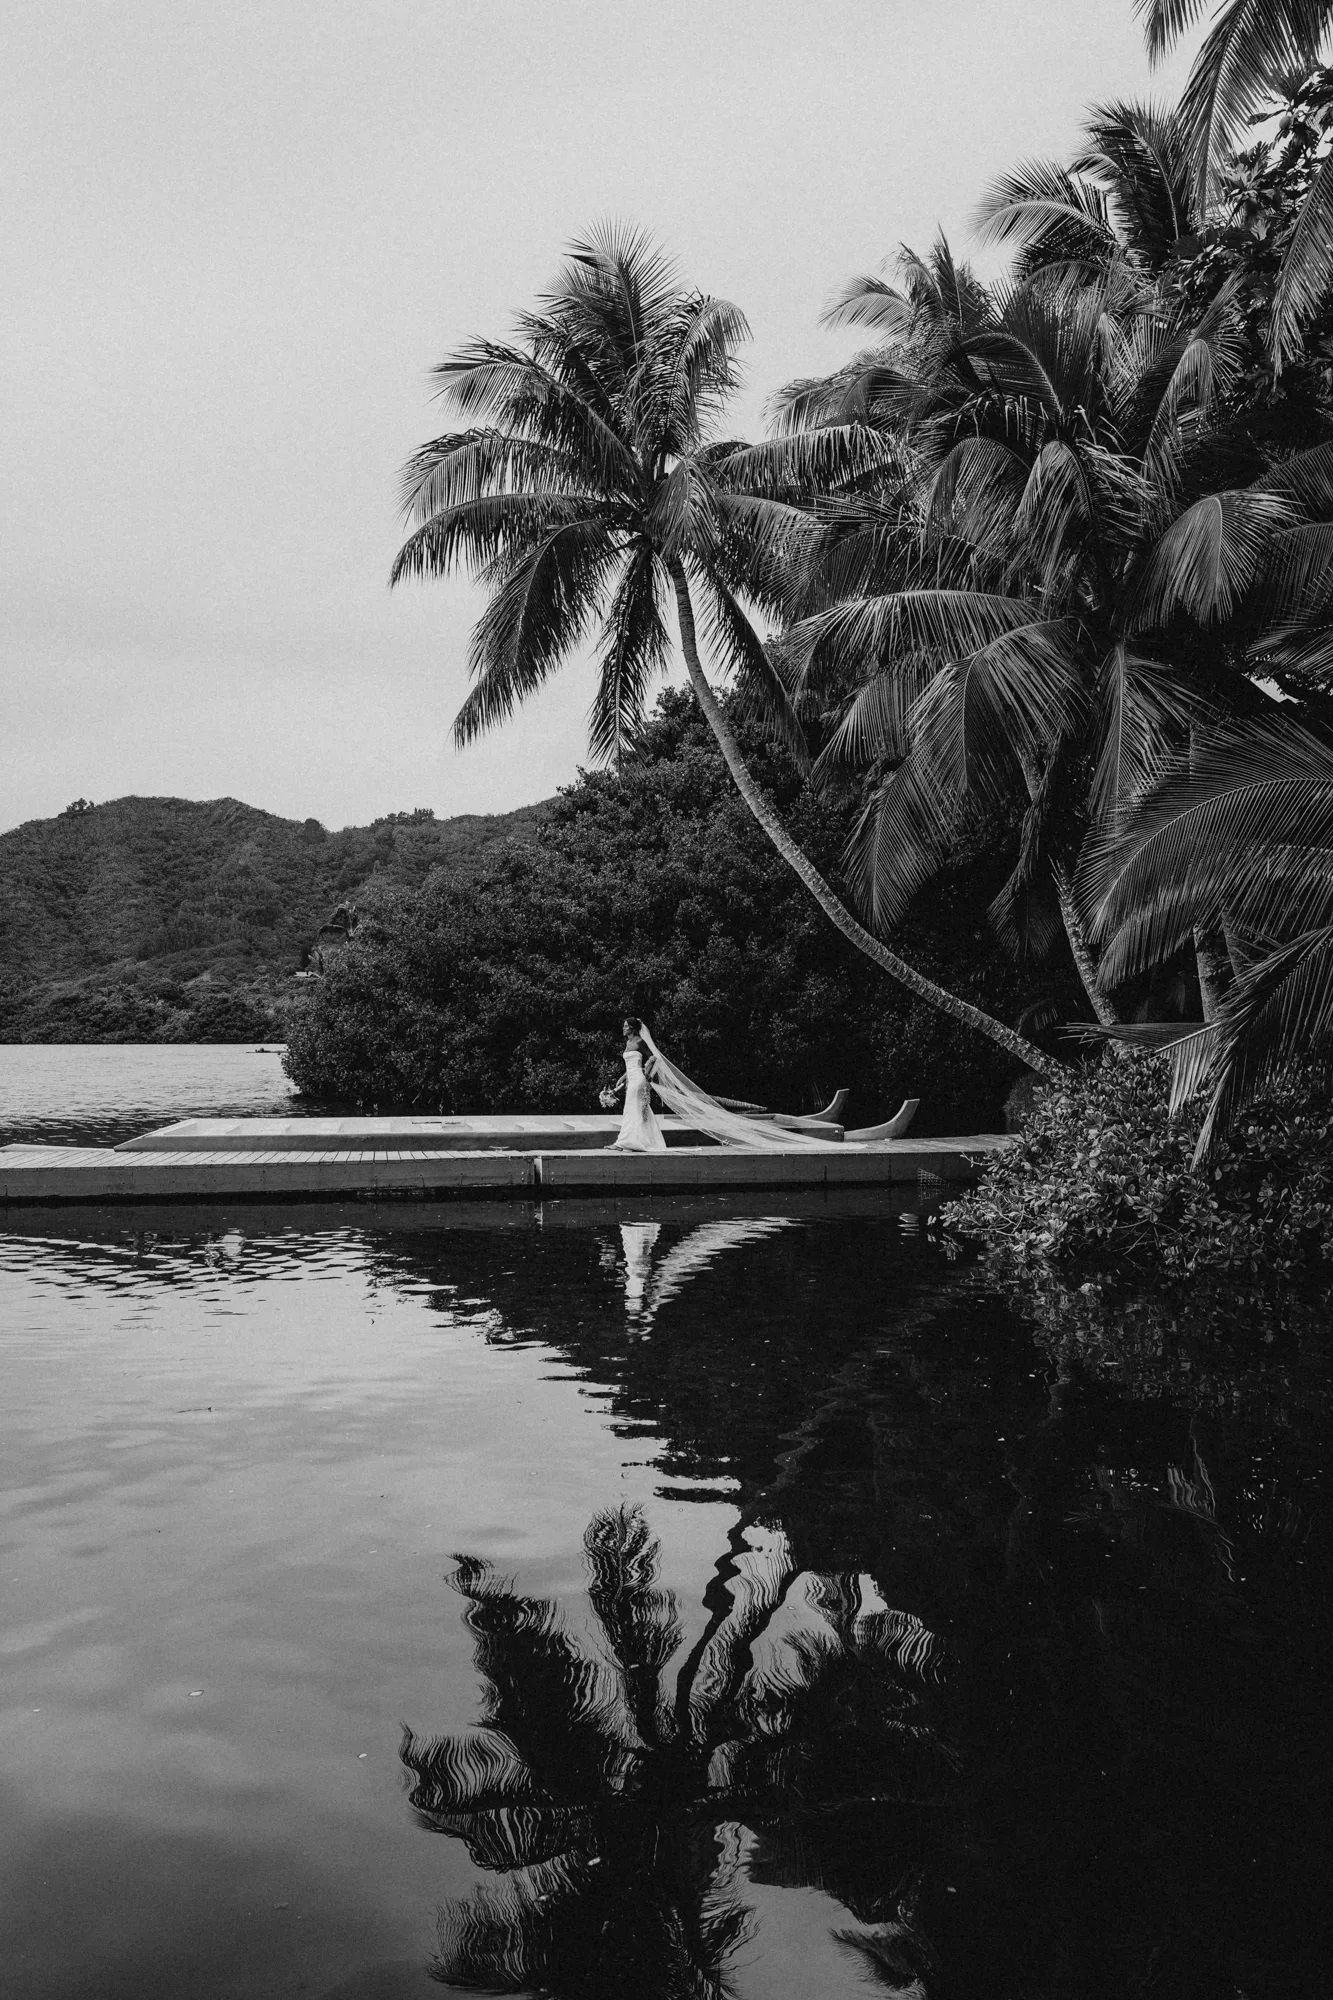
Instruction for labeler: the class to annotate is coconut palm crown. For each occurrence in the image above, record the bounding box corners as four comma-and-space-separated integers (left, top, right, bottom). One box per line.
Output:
779, 247, 1333, 1024
974, 98, 1200, 286
391, 226, 1059, 1074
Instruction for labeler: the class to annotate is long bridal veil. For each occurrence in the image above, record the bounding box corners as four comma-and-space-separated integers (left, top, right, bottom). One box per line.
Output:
636, 1026, 842, 1151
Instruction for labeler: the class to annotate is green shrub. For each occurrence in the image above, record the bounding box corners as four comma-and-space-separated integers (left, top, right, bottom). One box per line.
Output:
944, 1049, 1333, 1284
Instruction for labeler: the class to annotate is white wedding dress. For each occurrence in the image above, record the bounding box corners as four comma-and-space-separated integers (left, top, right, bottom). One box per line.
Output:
612, 1045, 667, 1151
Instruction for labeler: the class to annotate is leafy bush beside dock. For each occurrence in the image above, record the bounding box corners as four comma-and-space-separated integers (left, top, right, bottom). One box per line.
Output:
944, 1052, 1333, 1286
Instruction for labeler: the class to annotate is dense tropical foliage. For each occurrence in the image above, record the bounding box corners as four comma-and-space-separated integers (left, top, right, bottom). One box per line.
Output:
943, 1048, 1333, 1285
390, 223, 1056, 1074
1087, 716, 1333, 1151
1137, 0, 1333, 361
761, 94, 1333, 1052
286, 3, 1333, 1219
758, 42, 1333, 1174
284, 693, 1050, 1131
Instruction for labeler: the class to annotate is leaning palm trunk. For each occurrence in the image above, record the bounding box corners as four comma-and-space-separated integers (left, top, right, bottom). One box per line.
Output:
668, 566, 1059, 1077
395, 228, 1059, 1082
1051, 863, 1120, 1027
1194, 925, 1232, 1024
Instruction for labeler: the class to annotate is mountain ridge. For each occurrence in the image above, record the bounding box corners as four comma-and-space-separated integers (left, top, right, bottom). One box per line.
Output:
0, 791, 545, 1041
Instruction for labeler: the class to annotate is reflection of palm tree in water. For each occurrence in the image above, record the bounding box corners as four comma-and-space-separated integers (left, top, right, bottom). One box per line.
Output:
401, 1506, 952, 1996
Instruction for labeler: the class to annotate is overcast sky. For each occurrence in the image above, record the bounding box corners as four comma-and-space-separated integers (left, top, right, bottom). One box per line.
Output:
2, 1, 1193, 833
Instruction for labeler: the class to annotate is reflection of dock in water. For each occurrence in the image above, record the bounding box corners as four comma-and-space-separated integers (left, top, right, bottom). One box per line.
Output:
0, 1114, 1010, 1206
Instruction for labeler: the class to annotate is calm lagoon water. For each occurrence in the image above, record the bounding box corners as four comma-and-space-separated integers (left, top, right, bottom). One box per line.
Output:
1, 1046, 1330, 1998
0, 1042, 300, 1147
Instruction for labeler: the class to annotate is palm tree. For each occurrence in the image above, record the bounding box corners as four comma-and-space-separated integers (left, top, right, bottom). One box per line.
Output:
1137, 0, 1333, 360
767, 234, 994, 444
390, 226, 1058, 1077
974, 98, 1199, 285
777, 251, 1333, 1025
400, 1506, 950, 1996
1086, 712, 1333, 1152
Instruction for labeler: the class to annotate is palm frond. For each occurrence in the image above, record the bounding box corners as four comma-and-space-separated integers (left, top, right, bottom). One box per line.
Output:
908, 617, 1085, 803
1010, 439, 1103, 592
1272, 149, 1333, 368
973, 158, 1117, 273
910, 232, 994, 333
637, 292, 750, 459
820, 274, 915, 338
391, 491, 616, 586
841, 754, 959, 930
812, 657, 938, 776
430, 339, 639, 493
715, 426, 901, 503
763, 360, 908, 435
1123, 487, 1295, 631
397, 431, 590, 528
452, 518, 620, 744
954, 281, 1104, 429
1193, 924, 1333, 1154
1088, 715, 1333, 981
1249, 521, 1333, 665
557, 222, 681, 403
693, 564, 811, 765
1080, 98, 1198, 262
1175, 0, 1329, 197
788, 497, 918, 629
1089, 643, 1207, 828
706, 487, 822, 622
588, 544, 671, 765
1274, 145, 1333, 360
923, 436, 1030, 547
1254, 440, 1333, 516
1135, 289, 1243, 501
1136, 0, 1212, 64
787, 587, 1059, 684
645, 459, 722, 563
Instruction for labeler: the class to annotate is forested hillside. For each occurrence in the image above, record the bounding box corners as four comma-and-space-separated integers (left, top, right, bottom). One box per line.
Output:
0, 795, 541, 1041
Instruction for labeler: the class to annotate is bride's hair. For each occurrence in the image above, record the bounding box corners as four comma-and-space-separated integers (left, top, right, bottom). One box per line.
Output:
623, 1015, 643, 1036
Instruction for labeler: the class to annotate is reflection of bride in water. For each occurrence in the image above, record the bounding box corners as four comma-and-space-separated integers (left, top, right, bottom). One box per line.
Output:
619, 1215, 797, 1327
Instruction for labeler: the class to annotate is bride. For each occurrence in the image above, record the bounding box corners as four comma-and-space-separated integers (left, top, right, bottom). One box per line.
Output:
602, 1016, 667, 1152
600, 1019, 855, 1154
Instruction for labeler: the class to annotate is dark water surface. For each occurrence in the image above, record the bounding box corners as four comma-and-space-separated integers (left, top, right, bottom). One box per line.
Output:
1, 1052, 1330, 1998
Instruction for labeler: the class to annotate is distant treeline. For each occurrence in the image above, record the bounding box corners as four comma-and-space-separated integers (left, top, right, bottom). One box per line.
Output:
0, 793, 541, 1042
284, 692, 1083, 1134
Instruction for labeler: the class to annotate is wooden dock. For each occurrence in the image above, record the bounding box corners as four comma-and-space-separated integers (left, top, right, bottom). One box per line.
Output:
0, 1116, 1010, 1206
